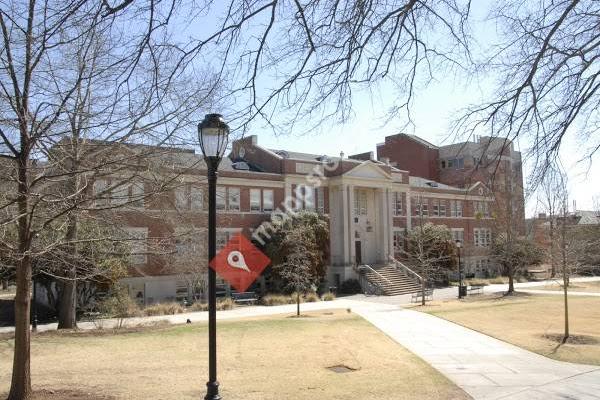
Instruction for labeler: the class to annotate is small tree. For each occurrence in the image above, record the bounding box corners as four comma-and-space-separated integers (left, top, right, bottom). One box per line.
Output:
492, 235, 543, 294
401, 223, 455, 305
263, 211, 329, 290
278, 245, 314, 317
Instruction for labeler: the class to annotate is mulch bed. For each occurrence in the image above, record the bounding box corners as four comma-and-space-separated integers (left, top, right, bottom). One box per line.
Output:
543, 333, 599, 345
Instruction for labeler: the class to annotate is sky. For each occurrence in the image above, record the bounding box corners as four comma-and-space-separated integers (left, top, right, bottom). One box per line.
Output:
230, 2, 599, 218
182, 1, 599, 217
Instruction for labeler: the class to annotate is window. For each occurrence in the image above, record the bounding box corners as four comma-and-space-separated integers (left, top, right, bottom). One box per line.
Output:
126, 227, 148, 265
216, 186, 226, 210
112, 181, 129, 205
450, 200, 463, 217
439, 201, 446, 217
392, 192, 402, 216
354, 190, 367, 215
421, 201, 428, 217
216, 229, 241, 252
441, 160, 446, 169
93, 179, 109, 207
191, 187, 203, 210
263, 189, 274, 212
131, 181, 144, 208
433, 200, 439, 217
303, 186, 315, 210
250, 189, 261, 212
474, 228, 492, 247
175, 186, 188, 210
393, 229, 405, 252
413, 197, 428, 217
451, 228, 464, 243
174, 228, 205, 258
316, 188, 325, 214
228, 187, 240, 211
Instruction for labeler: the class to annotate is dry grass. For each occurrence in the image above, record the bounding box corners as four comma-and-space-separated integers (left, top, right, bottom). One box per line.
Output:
414, 293, 600, 365
0, 310, 469, 400
536, 281, 600, 293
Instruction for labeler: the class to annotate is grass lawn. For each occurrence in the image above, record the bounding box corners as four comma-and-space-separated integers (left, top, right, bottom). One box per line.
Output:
0, 310, 470, 400
536, 281, 600, 293
413, 293, 600, 366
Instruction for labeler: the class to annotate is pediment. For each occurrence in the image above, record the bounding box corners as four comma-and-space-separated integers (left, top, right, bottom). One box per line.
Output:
344, 161, 391, 180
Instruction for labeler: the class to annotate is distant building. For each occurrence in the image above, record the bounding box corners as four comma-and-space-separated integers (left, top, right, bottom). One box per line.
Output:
78, 132, 514, 304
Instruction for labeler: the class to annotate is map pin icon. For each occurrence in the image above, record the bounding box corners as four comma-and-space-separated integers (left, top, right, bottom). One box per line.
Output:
227, 250, 250, 272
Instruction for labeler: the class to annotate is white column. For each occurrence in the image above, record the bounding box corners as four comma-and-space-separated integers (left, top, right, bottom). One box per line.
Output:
347, 185, 355, 264
406, 190, 412, 231
341, 184, 349, 264
387, 188, 394, 260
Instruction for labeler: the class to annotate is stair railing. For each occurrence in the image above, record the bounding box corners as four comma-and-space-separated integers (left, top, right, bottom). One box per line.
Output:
388, 255, 423, 287
354, 264, 389, 296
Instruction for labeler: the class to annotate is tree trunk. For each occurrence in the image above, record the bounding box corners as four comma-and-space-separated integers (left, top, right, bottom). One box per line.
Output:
9, 258, 32, 400
549, 220, 555, 278
57, 278, 77, 329
562, 272, 569, 343
58, 140, 80, 329
421, 279, 426, 306
507, 267, 514, 294
2, 280, 7, 290
9, 153, 33, 399
296, 292, 300, 316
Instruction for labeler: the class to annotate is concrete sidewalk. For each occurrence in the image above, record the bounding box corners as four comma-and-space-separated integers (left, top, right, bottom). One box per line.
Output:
2, 297, 599, 399
352, 304, 600, 400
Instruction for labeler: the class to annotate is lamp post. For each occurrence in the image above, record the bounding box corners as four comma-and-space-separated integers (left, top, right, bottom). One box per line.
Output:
456, 240, 463, 299
198, 113, 229, 400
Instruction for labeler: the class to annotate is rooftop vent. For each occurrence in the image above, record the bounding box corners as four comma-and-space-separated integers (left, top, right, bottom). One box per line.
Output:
231, 161, 250, 171
274, 150, 289, 158
426, 181, 438, 187
317, 155, 331, 162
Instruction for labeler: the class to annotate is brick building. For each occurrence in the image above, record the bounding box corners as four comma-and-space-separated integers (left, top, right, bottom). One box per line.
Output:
91, 132, 520, 304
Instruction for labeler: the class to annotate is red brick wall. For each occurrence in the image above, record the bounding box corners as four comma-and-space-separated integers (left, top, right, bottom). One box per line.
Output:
377, 134, 439, 180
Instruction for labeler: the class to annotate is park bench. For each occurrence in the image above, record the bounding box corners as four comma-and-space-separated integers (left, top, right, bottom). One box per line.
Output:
467, 285, 484, 295
411, 288, 434, 303
231, 291, 259, 305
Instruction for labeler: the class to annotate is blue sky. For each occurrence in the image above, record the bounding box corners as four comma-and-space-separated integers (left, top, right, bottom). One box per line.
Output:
232, 2, 598, 217
187, 1, 598, 216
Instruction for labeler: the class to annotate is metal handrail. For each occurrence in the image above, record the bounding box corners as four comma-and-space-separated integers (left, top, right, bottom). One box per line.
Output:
353, 264, 388, 296
388, 255, 423, 284
357, 264, 395, 286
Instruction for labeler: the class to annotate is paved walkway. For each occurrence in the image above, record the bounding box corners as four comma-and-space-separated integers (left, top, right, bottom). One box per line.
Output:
2, 278, 600, 399
352, 303, 600, 400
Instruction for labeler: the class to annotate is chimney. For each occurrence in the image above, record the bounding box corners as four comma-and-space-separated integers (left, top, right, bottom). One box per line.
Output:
340, 151, 344, 159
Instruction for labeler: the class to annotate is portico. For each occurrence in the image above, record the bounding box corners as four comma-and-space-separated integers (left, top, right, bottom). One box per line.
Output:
327, 161, 400, 284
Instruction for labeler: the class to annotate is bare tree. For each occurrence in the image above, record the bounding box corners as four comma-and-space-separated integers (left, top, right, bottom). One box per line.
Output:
0, 2, 218, 398
538, 164, 568, 277
455, 0, 600, 187
400, 222, 455, 305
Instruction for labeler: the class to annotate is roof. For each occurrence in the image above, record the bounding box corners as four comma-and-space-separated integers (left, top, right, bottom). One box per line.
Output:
408, 176, 463, 191
574, 210, 600, 225
407, 135, 438, 149
268, 148, 364, 164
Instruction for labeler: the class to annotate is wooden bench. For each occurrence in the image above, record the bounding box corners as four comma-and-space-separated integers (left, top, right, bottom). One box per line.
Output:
411, 288, 434, 303
467, 285, 484, 295
231, 291, 259, 305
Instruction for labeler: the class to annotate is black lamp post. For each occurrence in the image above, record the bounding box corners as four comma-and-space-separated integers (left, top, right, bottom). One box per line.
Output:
456, 240, 463, 299
198, 113, 229, 400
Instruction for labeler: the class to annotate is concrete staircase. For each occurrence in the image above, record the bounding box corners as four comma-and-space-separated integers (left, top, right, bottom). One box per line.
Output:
363, 265, 422, 296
